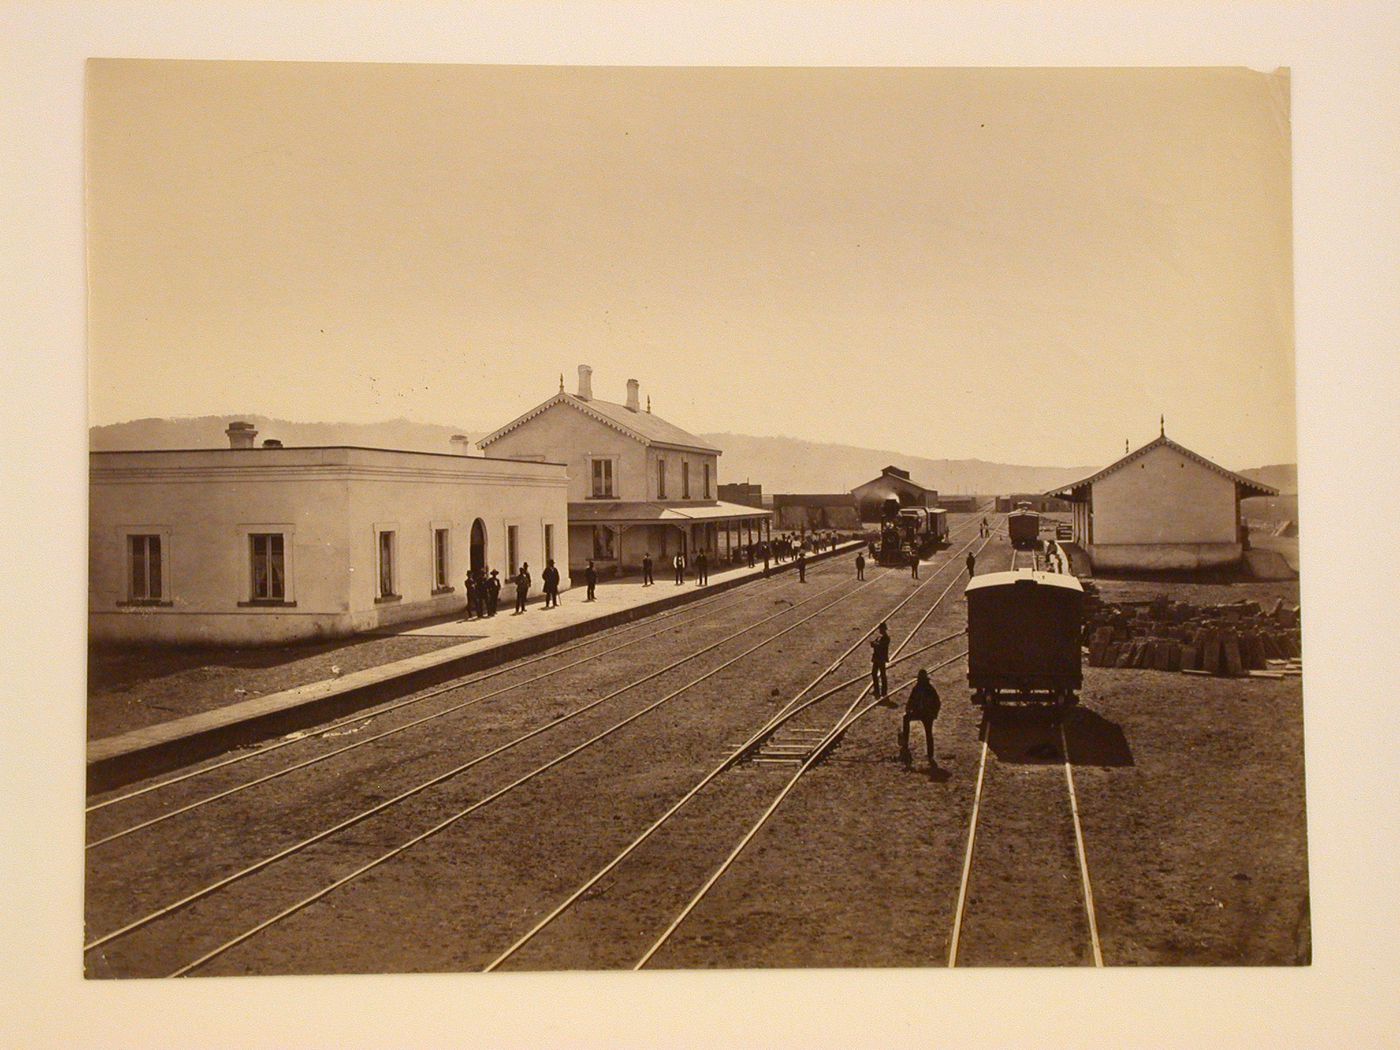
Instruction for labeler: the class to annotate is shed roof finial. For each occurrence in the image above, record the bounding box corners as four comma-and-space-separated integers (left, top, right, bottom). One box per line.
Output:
559, 373, 564, 393
646, 395, 652, 414
1160, 414, 1165, 437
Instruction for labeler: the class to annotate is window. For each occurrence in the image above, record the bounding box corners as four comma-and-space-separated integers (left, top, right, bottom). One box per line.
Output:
507, 525, 519, 576
590, 458, 615, 498
377, 530, 397, 598
127, 534, 163, 601
593, 526, 615, 560
433, 528, 450, 590
544, 523, 554, 564
703, 462, 711, 499
250, 533, 285, 600
657, 458, 667, 499
682, 461, 690, 499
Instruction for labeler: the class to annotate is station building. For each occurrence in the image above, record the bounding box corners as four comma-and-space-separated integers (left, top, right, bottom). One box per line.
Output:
851, 465, 938, 524
476, 366, 772, 577
89, 423, 568, 645
1044, 432, 1278, 572
772, 493, 861, 532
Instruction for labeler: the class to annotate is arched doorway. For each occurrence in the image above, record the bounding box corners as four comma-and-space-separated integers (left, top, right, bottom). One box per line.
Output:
470, 518, 487, 574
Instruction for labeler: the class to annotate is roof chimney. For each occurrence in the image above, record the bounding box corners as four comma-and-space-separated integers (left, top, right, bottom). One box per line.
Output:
625, 378, 640, 412
226, 421, 258, 449
261, 438, 283, 448
577, 364, 593, 401
450, 434, 473, 455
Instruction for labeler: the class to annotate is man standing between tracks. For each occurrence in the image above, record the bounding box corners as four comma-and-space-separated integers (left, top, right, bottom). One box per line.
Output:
909, 549, 920, 580
797, 548, 807, 582
855, 551, 865, 580
870, 622, 891, 703
899, 668, 942, 770
966, 551, 976, 579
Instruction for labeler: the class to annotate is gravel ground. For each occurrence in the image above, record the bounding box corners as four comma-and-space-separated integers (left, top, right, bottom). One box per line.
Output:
85, 512, 1309, 975
87, 632, 470, 740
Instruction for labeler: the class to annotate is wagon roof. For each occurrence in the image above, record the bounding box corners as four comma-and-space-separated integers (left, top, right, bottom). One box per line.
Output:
965, 570, 1085, 594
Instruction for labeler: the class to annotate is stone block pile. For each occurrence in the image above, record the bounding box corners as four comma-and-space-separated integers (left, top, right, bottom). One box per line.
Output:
1082, 591, 1302, 678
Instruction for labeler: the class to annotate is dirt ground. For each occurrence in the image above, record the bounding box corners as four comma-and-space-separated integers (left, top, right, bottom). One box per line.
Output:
84, 514, 1310, 975
87, 633, 468, 739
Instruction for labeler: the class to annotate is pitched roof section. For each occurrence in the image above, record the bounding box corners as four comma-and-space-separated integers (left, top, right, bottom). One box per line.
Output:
476, 392, 721, 454
1044, 435, 1279, 499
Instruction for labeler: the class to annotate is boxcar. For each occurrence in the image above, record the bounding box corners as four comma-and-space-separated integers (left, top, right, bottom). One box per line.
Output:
1007, 509, 1041, 550
966, 570, 1084, 706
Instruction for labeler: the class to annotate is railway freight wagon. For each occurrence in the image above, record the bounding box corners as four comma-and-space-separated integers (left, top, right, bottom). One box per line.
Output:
966, 570, 1084, 707
876, 499, 948, 565
1007, 508, 1041, 550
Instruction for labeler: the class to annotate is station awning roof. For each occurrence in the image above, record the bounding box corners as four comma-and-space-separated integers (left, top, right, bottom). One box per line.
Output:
568, 500, 772, 525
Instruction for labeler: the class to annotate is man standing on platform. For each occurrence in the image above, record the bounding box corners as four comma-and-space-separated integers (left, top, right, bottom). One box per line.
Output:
642, 552, 654, 586
486, 570, 501, 617
584, 559, 597, 601
674, 551, 686, 585
541, 560, 560, 608
513, 562, 531, 614
695, 550, 708, 586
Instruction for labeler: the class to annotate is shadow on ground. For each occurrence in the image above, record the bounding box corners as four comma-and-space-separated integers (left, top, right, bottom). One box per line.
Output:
982, 706, 1133, 768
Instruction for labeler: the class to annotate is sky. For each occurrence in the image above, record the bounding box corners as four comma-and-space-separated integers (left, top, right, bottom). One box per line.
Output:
86, 62, 1296, 468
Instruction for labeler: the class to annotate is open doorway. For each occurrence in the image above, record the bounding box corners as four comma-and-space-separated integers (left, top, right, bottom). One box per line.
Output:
470, 518, 487, 574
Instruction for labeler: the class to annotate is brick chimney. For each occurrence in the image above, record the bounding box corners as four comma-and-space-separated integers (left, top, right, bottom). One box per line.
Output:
226, 421, 258, 449
577, 364, 593, 401
450, 434, 473, 455
261, 438, 283, 448
625, 378, 640, 412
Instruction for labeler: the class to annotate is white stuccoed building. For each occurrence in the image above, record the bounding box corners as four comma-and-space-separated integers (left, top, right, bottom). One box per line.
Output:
1045, 431, 1278, 572
89, 423, 568, 645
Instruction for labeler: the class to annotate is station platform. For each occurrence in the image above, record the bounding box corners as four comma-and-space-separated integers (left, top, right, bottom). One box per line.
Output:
87, 541, 865, 792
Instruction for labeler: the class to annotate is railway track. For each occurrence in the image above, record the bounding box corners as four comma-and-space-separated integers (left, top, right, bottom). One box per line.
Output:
483, 512, 1000, 970
86, 519, 989, 976
948, 536, 1102, 967
85, 566, 832, 847
85, 562, 878, 967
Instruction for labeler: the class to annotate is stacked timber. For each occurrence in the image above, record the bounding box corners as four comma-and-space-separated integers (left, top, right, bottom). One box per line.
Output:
1082, 595, 1302, 678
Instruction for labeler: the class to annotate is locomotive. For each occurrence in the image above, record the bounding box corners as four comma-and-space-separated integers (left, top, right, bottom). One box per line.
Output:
1007, 502, 1041, 550
875, 498, 948, 566
966, 569, 1084, 708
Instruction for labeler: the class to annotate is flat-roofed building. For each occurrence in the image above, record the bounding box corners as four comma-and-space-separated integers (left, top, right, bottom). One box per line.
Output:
772, 493, 861, 532
90, 426, 568, 645
476, 366, 771, 575
1045, 433, 1278, 572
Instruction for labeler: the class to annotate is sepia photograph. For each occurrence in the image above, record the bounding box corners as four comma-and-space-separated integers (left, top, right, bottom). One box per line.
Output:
82, 60, 1308, 978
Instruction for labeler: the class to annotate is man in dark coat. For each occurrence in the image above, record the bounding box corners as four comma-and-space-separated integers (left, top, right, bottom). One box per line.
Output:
966, 551, 976, 579
464, 571, 479, 620
899, 669, 942, 769
485, 570, 501, 616
695, 550, 708, 586
910, 549, 920, 579
870, 622, 891, 701
674, 551, 686, 585
584, 559, 597, 601
642, 552, 654, 586
855, 552, 865, 580
514, 563, 531, 614
797, 548, 807, 582
541, 560, 560, 608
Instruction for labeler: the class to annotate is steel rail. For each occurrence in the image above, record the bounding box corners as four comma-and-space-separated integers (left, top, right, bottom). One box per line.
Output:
1061, 720, 1104, 966
630, 522, 1002, 968
164, 566, 909, 976
478, 527, 991, 971
86, 565, 813, 813
86, 568, 839, 847
86, 567, 880, 958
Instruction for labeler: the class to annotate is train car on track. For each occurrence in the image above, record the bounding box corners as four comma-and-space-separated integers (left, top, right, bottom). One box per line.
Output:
1007, 506, 1041, 550
876, 498, 948, 565
966, 569, 1084, 707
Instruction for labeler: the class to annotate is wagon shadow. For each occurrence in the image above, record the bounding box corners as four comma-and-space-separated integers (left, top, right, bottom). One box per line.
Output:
982, 707, 1133, 768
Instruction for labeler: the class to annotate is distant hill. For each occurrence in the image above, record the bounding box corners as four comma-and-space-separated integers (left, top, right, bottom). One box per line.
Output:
1239, 463, 1298, 495
89, 415, 1293, 502
699, 432, 1096, 496
89, 415, 488, 455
